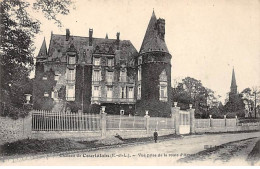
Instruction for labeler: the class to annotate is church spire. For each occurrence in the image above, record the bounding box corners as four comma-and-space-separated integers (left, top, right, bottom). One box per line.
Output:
139, 10, 169, 54
37, 37, 47, 57
230, 67, 237, 94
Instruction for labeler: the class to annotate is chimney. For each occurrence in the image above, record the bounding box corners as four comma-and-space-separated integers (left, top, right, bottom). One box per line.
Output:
89, 28, 93, 46
66, 29, 70, 41
116, 32, 120, 50
157, 18, 165, 40
116, 32, 120, 41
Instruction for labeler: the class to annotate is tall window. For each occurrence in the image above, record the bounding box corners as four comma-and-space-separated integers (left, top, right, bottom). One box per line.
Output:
159, 70, 167, 101
67, 69, 75, 82
160, 86, 167, 97
93, 70, 101, 81
93, 86, 100, 97
106, 87, 113, 100
93, 57, 100, 66
137, 85, 141, 100
159, 84, 167, 102
138, 67, 141, 81
121, 87, 126, 98
128, 87, 134, 99
66, 85, 75, 101
68, 56, 76, 64
106, 71, 113, 83
120, 71, 127, 82
107, 58, 114, 67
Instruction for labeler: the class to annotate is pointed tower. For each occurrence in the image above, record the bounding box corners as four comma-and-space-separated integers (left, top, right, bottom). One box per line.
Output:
230, 68, 237, 94
37, 38, 48, 59
33, 38, 48, 106
229, 67, 238, 101
136, 11, 172, 117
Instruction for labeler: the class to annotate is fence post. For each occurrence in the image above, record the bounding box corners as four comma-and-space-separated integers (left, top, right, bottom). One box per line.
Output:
188, 104, 195, 134
224, 115, 227, 127
101, 106, 107, 138
172, 102, 180, 135
209, 115, 212, 127
235, 116, 238, 126
144, 110, 150, 134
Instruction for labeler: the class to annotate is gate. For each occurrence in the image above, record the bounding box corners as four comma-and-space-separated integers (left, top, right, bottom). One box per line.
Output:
179, 110, 190, 134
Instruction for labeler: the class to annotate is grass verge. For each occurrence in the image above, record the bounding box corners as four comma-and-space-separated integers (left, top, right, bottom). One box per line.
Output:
0, 134, 180, 157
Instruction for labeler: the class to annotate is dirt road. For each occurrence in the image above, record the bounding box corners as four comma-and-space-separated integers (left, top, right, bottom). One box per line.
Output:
2, 131, 260, 166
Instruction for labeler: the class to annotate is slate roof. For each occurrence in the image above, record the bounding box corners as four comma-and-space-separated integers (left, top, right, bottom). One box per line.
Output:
45, 34, 138, 65
139, 11, 169, 54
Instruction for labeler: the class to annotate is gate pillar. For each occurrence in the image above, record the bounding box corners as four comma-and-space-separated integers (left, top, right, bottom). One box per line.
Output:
188, 105, 195, 134
101, 107, 107, 138
171, 105, 180, 135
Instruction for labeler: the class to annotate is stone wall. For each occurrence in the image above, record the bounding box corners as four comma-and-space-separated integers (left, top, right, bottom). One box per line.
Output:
0, 114, 32, 145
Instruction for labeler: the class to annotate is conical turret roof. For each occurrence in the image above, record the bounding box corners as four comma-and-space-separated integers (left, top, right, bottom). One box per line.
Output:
139, 11, 169, 54
37, 38, 47, 57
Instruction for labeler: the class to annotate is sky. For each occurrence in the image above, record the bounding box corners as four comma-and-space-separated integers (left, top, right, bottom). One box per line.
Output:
30, 0, 260, 102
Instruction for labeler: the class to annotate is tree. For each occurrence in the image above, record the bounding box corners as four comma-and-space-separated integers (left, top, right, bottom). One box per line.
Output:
172, 77, 219, 118
0, 0, 72, 118
241, 86, 260, 118
223, 94, 245, 117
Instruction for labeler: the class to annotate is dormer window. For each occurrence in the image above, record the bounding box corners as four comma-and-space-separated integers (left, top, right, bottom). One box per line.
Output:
107, 58, 114, 67
93, 57, 100, 66
68, 56, 76, 64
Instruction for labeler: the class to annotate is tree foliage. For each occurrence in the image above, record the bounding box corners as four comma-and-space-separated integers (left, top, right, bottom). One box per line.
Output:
240, 86, 260, 118
0, 0, 72, 118
172, 77, 218, 118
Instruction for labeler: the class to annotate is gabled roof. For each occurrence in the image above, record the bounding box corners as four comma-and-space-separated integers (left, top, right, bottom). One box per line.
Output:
139, 11, 169, 54
231, 68, 237, 88
37, 38, 47, 57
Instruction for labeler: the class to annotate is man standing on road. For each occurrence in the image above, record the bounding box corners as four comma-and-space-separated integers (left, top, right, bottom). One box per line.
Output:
154, 129, 158, 143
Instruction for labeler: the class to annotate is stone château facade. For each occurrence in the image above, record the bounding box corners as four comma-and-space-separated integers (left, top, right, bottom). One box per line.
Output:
33, 11, 172, 116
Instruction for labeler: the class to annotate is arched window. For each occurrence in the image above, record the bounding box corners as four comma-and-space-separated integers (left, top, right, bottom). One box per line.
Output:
159, 70, 167, 102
